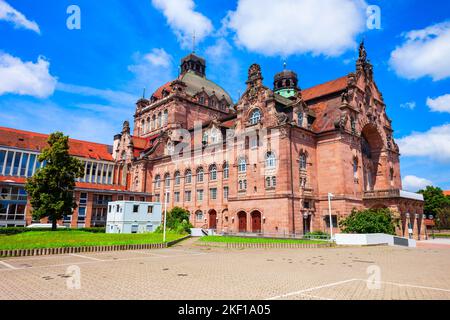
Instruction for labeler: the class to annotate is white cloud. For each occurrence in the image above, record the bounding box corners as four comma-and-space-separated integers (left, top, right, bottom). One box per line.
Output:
225, 0, 367, 57
402, 175, 433, 192
127, 48, 174, 97
56, 82, 136, 106
0, 53, 57, 98
205, 38, 232, 62
400, 101, 416, 110
151, 0, 213, 49
0, 0, 40, 33
389, 21, 450, 81
427, 94, 450, 113
143, 48, 172, 68
397, 124, 450, 162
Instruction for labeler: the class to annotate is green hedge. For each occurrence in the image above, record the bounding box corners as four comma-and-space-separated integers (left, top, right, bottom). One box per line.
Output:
0, 226, 106, 235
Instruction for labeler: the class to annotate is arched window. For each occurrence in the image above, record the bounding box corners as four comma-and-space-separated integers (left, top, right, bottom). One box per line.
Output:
239, 180, 247, 190
174, 171, 181, 185
185, 169, 192, 184
300, 153, 307, 170
154, 175, 161, 188
210, 129, 219, 143
197, 167, 204, 182
351, 117, 356, 133
141, 119, 145, 133
202, 132, 208, 145
223, 162, 229, 179
157, 112, 162, 128
249, 109, 261, 125
209, 164, 217, 180
164, 173, 170, 187
272, 176, 277, 187
147, 117, 151, 132
195, 210, 203, 221
163, 110, 168, 125
152, 115, 156, 130
265, 177, 271, 188
353, 158, 358, 179
297, 112, 304, 126
265, 152, 276, 168
238, 157, 247, 173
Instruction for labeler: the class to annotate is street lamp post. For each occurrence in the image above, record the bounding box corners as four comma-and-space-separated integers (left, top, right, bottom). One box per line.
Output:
328, 193, 334, 241
163, 188, 169, 243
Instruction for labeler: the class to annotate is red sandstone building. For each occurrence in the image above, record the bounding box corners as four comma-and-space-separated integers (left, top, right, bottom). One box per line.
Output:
0, 43, 425, 238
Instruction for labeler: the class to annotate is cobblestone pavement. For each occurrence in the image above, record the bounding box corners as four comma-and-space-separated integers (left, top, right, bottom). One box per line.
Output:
0, 239, 449, 300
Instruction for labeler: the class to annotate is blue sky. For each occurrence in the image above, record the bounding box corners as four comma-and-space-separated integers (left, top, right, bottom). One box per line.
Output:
0, 0, 450, 191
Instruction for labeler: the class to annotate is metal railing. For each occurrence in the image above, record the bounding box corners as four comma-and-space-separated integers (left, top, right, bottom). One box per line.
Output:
219, 231, 331, 241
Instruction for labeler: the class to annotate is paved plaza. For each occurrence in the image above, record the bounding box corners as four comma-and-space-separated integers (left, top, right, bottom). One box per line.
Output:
0, 238, 449, 300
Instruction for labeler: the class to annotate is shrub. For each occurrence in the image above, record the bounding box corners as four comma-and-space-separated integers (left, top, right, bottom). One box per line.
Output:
305, 231, 330, 239
0, 226, 105, 235
339, 208, 396, 235
155, 207, 193, 234
79, 227, 106, 233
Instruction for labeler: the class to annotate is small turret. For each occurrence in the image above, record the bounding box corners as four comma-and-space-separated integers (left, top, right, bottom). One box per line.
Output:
274, 64, 299, 98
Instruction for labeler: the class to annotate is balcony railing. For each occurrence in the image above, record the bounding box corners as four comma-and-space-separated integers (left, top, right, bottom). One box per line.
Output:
363, 189, 424, 201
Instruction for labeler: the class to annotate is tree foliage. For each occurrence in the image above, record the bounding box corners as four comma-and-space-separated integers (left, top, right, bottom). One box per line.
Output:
25, 132, 84, 230
164, 207, 193, 234
339, 208, 396, 235
418, 186, 450, 217
436, 207, 450, 230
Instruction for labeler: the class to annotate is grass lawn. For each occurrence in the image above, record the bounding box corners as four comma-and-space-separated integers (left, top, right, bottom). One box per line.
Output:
0, 231, 186, 250
433, 234, 450, 238
199, 236, 325, 244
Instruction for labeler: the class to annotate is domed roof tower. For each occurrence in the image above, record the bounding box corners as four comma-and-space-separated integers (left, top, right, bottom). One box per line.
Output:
273, 63, 299, 99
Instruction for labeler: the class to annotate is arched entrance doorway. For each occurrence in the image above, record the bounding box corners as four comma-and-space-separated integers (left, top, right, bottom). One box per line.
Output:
251, 211, 262, 233
361, 124, 383, 191
237, 211, 247, 233
209, 209, 217, 229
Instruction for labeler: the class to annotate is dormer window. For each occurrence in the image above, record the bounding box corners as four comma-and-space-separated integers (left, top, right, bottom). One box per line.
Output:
249, 109, 261, 125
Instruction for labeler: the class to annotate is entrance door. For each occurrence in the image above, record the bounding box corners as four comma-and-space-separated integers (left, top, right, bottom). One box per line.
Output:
251, 211, 262, 233
209, 210, 217, 229
238, 212, 247, 232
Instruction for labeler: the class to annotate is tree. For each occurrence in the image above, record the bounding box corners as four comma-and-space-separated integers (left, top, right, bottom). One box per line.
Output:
339, 208, 396, 235
418, 186, 450, 217
164, 207, 193, 234
25, 132, 84, 230
436, 207, 450, 230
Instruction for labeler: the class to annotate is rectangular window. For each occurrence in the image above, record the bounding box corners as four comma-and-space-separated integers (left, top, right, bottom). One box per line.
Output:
223, 187, 229, 200
197, 189, 203, 202
90, 163, 97, 183
118, 195, 124, 201
0, 150, 6, 175
185, 191, 191, 202
147, 206, 153, 214
133, 205, 139, 213
223, 166, 229, 179
107, 166, 113, 184
27, 154, 36, 177
5, 151, 14, 175
324, 215, 338, 228
78, 207, 86, 222
79, 193, 88, 205
140, 197, 145, 202
12, 152, 22, 176
210, 188, 217, 200
174, 191, 180, 202
154, 195, 160, 203
131, 224, 138, 234
129, 196, 135, 201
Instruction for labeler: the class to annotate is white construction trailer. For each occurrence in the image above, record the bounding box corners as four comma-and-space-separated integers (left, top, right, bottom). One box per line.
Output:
106, 201, 162, 234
